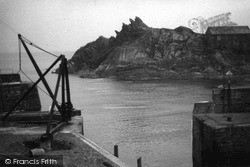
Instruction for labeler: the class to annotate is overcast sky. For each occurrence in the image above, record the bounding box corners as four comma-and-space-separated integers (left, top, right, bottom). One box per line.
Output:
0, 0, 250, 53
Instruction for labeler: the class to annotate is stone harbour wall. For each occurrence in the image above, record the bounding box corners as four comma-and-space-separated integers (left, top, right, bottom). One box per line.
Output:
212, 87, 250, 113
0, 82, 41, 113
193, 87, 250, 167
193, 114, 250, 167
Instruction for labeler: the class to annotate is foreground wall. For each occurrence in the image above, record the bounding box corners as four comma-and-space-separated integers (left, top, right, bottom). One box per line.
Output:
0, 74, 41, 113
193, 113, 250, 167
193, 87, 250, 167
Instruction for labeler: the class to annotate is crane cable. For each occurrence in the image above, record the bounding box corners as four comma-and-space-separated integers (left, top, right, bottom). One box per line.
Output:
17, 36, 60, 102
0, 17, 60, 58
17, 36, 61, 103
0, 18, 19, 34
21, 35, 59, 58
0, 17, 61, 103
18, 69, 61, 105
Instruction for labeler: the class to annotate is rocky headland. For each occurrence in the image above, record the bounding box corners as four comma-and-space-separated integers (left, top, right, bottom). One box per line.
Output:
68, 17, 250, 81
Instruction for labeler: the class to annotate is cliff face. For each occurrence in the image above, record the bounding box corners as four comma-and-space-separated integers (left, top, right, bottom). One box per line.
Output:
69, 17, 250, 80
68, 36, 110, 73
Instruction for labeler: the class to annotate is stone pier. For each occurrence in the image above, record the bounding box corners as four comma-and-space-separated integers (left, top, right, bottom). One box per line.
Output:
193, 87, 250, 167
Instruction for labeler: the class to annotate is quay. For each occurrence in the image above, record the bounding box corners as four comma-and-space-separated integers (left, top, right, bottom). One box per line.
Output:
0, 116, 128, 167
193, 87, 250, 166
0, 68, 129, 166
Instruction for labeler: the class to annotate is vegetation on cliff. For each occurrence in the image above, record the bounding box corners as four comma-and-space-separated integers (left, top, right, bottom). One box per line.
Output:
69, 17, 250, 81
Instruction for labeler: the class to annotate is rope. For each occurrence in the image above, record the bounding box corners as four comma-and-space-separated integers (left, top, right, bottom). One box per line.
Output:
0, 17, 62, 106
18, 70, 61, 105
21, 36, 59, 58
0, 18, 59, 58
17, 35, 62, 105
0, 18, 19, 34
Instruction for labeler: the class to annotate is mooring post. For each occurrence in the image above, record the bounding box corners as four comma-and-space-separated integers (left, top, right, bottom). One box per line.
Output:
137, 157, 142, 167
114, 145, 118, 158
81, 117, 84, 135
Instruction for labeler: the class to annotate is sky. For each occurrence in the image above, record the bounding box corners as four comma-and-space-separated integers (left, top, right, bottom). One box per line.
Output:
0, 0, 250, 53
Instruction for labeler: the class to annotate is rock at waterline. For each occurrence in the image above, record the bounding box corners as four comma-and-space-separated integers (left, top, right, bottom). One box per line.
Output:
68, 16, 250, 81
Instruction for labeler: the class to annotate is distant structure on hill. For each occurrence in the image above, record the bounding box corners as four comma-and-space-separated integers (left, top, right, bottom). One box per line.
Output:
205, 26, 250, 51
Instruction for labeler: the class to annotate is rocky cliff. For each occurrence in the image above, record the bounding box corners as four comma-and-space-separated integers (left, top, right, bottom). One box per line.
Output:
69, 17, 250, 80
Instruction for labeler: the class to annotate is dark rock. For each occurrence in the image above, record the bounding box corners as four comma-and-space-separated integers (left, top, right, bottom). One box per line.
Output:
68, 17, 250, 81
68, 35, 110, 73
174, 26, 194, 34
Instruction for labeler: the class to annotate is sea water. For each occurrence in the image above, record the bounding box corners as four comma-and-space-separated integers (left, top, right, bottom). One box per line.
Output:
0, 52, 215, 167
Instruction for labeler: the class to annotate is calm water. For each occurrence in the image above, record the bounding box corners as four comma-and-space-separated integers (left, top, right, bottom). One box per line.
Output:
0, 52, 215, 167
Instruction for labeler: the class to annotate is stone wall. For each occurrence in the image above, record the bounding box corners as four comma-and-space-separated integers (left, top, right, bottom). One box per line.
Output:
193, 114, 250, 167
193, 87, 250, 166
0, 74, 20, 83
212, 87, 250, 113
193, 116, 214, 167
0, 82, 41, 113
206, 34, 250, 51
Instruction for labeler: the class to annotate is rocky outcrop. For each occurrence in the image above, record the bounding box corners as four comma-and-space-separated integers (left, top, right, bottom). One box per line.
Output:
68, 36, 110, 73
69, 17, 250, 80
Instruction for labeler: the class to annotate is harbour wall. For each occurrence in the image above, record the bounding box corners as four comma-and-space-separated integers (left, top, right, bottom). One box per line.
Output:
0, 74, 41, 113
193, 87, 250, 166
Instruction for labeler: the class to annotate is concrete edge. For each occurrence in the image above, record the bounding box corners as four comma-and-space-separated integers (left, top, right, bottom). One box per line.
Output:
70, 132, 130, 167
